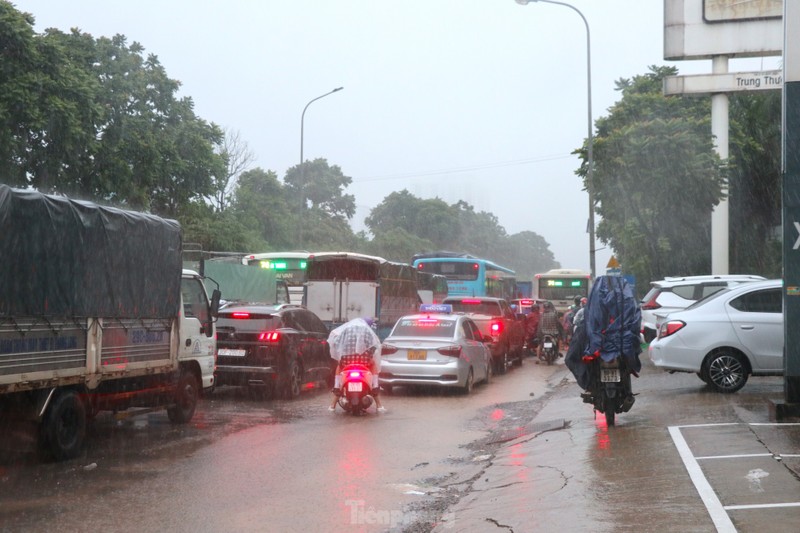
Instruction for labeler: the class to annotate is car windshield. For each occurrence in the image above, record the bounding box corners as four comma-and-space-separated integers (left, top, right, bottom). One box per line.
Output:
390, 317, 457, 337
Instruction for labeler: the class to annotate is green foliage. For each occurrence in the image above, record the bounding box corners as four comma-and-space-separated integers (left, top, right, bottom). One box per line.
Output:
0, 3, 224, 215
587, 66, 725, 287
727, 91, 782, 277
365, 190, 558, 275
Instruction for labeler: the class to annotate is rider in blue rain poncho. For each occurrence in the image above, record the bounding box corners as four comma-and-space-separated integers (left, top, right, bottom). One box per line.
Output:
565, 275, 642, 390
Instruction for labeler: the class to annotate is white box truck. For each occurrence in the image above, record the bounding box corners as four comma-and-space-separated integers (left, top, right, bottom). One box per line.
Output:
0, 186, 220, 460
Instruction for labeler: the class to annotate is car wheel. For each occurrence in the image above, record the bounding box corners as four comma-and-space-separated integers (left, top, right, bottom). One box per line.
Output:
461, 368, 474, 395
282, 358, 302, 400
483, 359, 492, 385
696, 371, 710, 384
705, 350, 749, 393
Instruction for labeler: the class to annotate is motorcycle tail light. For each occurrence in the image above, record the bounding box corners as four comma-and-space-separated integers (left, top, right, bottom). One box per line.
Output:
437, 345, 462, 357
659, 320, 686, 338
258, 331, 281, 342
349, 371, 362, 378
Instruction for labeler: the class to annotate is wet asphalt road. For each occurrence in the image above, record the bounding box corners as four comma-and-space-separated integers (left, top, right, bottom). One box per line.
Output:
2, 353, 799, 532
0, 356, 558, 532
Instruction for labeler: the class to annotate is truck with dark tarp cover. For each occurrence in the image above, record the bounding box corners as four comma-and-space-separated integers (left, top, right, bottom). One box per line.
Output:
0, 185, 220, 460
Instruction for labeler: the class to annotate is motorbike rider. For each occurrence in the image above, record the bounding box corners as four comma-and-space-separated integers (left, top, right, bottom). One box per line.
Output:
536, 301, 564, 360
572, 297, 588, 334
327, 317, 386, 412
524, 303, 540, 355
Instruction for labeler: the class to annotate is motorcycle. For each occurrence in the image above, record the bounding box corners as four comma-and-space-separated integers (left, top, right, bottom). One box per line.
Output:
539, 334, 559, 365
583, 353, 635, 426
336, 352, 376, 416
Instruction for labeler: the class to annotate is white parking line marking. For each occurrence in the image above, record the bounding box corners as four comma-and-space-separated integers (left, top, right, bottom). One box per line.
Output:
696, 453, 773, 460
725, 502, 800, 510
669, 426, 737, 532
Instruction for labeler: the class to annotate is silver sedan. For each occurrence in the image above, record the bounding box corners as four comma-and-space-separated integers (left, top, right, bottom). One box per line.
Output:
378, 310, 491, 394
649, 279, 783, 393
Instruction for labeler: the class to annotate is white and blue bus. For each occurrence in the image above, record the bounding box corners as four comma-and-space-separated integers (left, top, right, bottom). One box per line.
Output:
411, 253, 516, 301
532, 268, 593, 313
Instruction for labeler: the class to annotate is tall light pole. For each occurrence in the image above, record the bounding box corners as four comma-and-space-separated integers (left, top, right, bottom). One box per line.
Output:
298, 87, 343, 245
514, 0, 596, 279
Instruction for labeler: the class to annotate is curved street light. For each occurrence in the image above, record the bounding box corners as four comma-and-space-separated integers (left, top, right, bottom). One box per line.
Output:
297, 87, 343, 245
514, 0, 596, 279
300, 87, 344, 167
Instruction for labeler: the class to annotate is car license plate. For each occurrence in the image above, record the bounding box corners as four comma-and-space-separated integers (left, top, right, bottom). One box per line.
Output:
218, 348, 246, 357
601, 369, 621, 382
544, 342, 553, 349
348, 382, 363, 392
407, 350, 427, 360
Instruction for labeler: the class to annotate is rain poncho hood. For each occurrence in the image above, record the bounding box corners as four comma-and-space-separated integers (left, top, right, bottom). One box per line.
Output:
328, 318, 382, 370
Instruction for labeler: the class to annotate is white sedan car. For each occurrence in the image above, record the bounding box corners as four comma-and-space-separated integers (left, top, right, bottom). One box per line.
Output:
649, 279, 783, 393
378, 305, 491, 394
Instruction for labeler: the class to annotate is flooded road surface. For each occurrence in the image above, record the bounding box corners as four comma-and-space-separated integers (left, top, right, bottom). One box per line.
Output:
3, 355, 799, 532
432, 357, 800, 533
0, 357, 561, 532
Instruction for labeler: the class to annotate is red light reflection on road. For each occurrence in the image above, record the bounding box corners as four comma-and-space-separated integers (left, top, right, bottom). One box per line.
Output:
335, 431, 377, 529
594, 412, 611, 453
491, 408, 504, 421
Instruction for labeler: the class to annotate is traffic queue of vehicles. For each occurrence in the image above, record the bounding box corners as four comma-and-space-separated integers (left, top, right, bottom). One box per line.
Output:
4, 184, 782, 460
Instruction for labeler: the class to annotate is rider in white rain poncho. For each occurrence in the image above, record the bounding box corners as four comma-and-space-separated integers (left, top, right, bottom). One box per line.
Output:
327, 317, 385, 411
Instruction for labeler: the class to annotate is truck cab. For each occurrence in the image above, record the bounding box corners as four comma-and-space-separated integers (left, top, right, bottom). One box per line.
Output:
180, 269, 220, 393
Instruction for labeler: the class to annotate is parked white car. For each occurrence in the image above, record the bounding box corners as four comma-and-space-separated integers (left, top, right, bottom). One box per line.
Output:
648, 279, 783, 393
640, 274, 765, 342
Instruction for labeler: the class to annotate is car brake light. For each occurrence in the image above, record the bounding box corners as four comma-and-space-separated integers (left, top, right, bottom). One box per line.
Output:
659, 320, 686, 338
641, 295, 661, 310
491, 321, 503, 335
381, 344, 398, 355
437, 345, 462, 357
461, 299, 481, 304
231, 312, 251, 319
258, 331, 281, 342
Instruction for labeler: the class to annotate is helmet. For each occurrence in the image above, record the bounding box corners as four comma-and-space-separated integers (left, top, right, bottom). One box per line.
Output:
574, 296, 581, 305
580, 297, 588, 305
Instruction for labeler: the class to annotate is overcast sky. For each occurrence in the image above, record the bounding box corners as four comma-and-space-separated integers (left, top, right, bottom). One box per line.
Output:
13, 0, 781, 275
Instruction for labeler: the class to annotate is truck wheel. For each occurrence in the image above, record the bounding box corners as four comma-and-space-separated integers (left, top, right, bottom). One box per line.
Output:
41, 389, 87, 461
282, 359, 302, 400
168, 370, 199, 423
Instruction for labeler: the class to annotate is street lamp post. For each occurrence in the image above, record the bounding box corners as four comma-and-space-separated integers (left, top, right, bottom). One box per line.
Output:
514, 0, 596, 279
297, 87, 343, 245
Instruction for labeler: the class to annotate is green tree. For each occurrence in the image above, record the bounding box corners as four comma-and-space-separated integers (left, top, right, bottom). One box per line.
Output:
230, 168, 295, 250
0, 3, 224, 216
365, 190, 459, 247
728, 91, 782, 277
586, 66, 725, 286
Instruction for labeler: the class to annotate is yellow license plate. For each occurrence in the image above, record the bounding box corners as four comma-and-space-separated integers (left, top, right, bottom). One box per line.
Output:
407, 350, 427, 360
